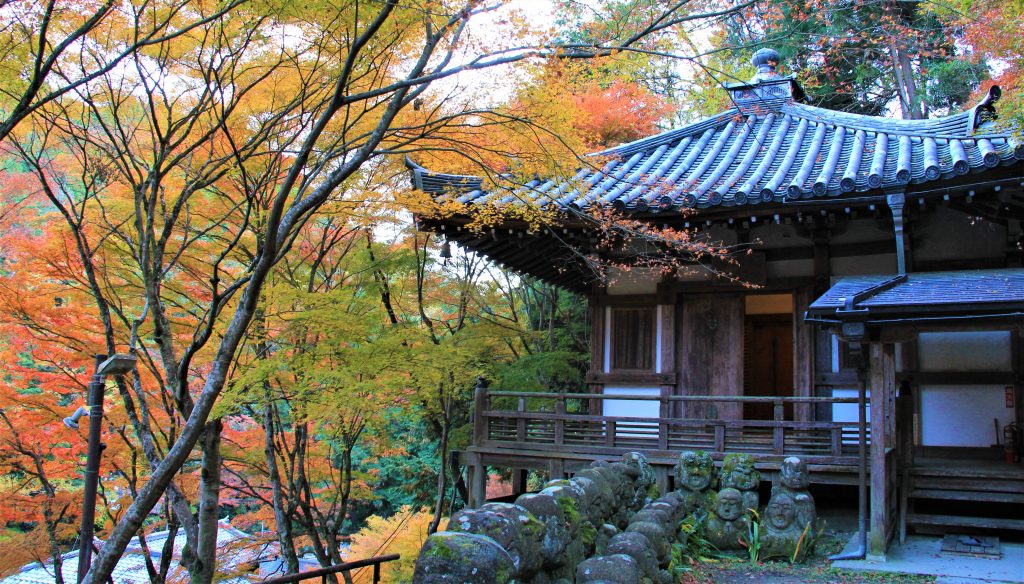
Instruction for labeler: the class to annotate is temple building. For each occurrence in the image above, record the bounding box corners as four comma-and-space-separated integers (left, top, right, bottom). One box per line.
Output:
408, 48, 1024, 557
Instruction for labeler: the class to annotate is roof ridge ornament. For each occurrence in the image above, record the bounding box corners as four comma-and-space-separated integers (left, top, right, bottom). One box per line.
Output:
723, 47, 805, 114
751, 47, 782, 83
969, 85, 1001, 131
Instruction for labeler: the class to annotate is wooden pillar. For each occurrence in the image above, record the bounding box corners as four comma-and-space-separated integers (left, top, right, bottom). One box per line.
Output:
654, 467, 669, 494
869, 342, 896, 557
511, 468, 528, 495
793, 287, 815, 422
467, 453, 486, 509
548, 458, 565, 481
659, 303, 678, 418
589, 300, 607, 415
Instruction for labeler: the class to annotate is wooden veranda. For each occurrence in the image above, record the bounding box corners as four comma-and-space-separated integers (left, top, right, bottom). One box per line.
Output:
459, 382, 867, 508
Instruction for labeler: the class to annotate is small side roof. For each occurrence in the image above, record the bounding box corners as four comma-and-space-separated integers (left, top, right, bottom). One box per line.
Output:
805, 268, 1024, 327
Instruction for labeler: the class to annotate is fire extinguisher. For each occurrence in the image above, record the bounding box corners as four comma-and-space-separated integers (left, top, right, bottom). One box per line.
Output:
1005, 423, 1020, 463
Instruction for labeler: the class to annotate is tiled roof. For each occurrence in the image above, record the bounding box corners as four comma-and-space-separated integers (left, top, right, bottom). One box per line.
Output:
807, 268, 1024, 316
409, 54, 1024, 214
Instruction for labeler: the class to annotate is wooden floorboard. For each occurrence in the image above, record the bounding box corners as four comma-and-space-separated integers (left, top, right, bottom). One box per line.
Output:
909, 489, 1024, 504
908, 513, 1024, 532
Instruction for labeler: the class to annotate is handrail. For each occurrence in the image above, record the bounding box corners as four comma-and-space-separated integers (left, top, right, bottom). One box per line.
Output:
473, 386, 867, 458
481, 410, 859, 428
485, 390, 859, 404
260, 554, 400, 584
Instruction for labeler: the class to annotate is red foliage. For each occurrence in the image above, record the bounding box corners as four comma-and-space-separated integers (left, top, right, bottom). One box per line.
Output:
572, 80, 675, 148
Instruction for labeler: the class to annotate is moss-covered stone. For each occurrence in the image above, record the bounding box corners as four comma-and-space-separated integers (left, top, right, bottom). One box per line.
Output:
413, 531, 516, 583
625, 520, 671, 567
607, 532, 659, 583
447, 502, 544, 578
576, 554, 642, 584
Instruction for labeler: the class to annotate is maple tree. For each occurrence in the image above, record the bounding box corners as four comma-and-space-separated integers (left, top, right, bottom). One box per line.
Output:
714, 0, 986, 118
345, 506, 434, 583
0, 0, 768, 582
962, 0, 1024, 133
0, 0, 246, 144
571, 79, 676, 148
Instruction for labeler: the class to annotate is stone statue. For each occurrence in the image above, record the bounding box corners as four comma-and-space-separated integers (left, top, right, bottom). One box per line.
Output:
704, 488, 750, 551
771, 456, 816, 537
674, 451, 715, 513
760, 491, 808, 560
719, 454, 760, 513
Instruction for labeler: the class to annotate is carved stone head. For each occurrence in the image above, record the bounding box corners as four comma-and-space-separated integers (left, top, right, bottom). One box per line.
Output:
676, 451, 714, 493
714, 488, 744, 521
780, 457, 809, 490
766, 492, 797, 530
720, 453, 760, 491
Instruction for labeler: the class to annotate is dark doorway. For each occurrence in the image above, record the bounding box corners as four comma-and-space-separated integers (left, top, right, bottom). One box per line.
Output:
744, 312, 794, 420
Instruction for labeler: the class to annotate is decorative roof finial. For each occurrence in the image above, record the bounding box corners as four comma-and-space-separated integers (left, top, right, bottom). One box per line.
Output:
751, 47, 781, 83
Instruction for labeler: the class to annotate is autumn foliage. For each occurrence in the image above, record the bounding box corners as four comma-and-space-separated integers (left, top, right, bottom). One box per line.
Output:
572, 80, 676, 148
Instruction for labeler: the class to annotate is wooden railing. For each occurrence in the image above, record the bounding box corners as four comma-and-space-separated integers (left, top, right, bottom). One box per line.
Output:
473, 389, 866, 462
260, 554, 400, 584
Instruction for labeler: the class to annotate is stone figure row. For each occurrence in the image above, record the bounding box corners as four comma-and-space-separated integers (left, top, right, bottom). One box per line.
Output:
414, 452, 663, 583
674, 452, 818, 558
412, 451, 821, 582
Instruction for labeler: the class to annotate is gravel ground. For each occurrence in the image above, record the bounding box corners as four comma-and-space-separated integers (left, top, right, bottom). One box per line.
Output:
674, 528, 937, 584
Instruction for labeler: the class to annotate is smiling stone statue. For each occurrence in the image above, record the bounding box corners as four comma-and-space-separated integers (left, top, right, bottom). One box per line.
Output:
674, 451, 715, 513
704, 487, 750, 551
719, 453, 760, 513
771, 456, 816, 538
760, 491, 808, 559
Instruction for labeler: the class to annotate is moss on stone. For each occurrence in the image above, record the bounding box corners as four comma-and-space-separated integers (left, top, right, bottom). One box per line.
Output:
580, 522, 597, 547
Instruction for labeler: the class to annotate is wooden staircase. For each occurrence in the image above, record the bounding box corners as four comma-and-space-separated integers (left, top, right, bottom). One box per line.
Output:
903, 460, 1024, 536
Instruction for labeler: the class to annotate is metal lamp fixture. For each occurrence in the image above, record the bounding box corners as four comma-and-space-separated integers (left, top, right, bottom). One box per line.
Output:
63, 406, 90, 430
72, 352, 136, 583
96, 353, 137, 376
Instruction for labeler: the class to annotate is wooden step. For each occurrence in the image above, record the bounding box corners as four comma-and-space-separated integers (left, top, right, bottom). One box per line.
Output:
908, 513, 1024, 532
909, 489, 1024, 504
911, 465, 1024, 481
910, 476, 1024, 493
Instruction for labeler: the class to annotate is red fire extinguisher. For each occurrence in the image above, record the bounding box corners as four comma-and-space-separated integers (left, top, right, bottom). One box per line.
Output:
1005, 423, 1020, 463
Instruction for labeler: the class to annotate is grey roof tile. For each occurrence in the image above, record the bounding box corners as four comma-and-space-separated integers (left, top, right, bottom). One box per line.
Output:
408, 66, 1024, 213
810, 269, 1024, 311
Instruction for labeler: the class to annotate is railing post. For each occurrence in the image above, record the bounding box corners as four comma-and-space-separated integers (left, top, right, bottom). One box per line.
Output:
373, 562, 381, 584
714, 422, 725, 452
658, 392, 669, 450
472, 377, 488, 446
773, 400, 785, 454
832, 426, 843, 458
516, 397, 526, 442
554, 394, 565, 445
606, 420, 616, 447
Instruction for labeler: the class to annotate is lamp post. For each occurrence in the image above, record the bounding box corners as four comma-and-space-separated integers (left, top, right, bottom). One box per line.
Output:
72, 353, 136, 584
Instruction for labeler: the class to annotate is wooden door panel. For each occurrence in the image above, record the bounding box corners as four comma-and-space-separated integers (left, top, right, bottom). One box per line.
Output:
678, 294, 744, 420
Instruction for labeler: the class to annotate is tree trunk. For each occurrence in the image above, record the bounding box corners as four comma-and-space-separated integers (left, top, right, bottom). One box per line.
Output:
188, 419, 223, 584
264, 400, 300, 573
449, 452, 469, 508
428, 421, 450, 535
